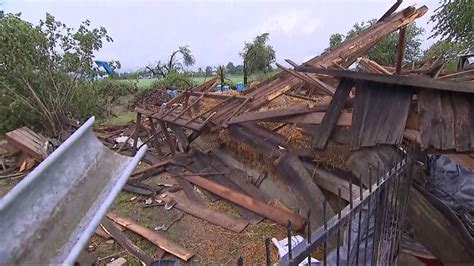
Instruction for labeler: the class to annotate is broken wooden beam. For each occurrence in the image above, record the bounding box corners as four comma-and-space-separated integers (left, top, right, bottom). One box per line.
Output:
100, 218, 154, 265
182, 174, 305, 231
161, 192, 249, 233
275, 112, 352, 125
187, 91, 248, 100
276, 62, 335, 95
312, 78, 353, 149
304, 163, 359, 201
131, 158, 171, 177
228, 104, 329, 124
275, 152, 334, 228
5, 127, 48, 160
106, 212, 194, 261
294, 67, 474, 93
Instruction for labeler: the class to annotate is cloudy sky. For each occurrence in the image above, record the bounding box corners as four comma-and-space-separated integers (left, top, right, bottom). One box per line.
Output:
3, 0, 440, 72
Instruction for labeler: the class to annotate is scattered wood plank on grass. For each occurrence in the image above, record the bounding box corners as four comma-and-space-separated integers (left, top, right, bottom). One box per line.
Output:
100, 218, 154, 265
182, 174, 305, 231
106, 212, 194, 261
161, 192, 249, 233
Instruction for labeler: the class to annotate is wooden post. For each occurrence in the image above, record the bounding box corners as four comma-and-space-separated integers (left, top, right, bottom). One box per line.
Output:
158, 121, 175, 155
396, 26, 406, 74
148, 117, 162, 153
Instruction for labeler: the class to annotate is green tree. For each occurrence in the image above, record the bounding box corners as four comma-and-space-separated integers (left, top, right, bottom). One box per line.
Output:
333, 20, 424, 65
0, 13, 114, 135
226, 62, 237, 75
216, 65, 225, 84
423, 40, 469, 71
147, 45, 195, 78
205, 66, 213, 76
329, 33, 344, 48
429, 0, 473, 44
240, 33, 276, 85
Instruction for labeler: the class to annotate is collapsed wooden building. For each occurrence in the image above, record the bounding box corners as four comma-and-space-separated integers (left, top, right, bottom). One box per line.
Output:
114, 3, 474, 265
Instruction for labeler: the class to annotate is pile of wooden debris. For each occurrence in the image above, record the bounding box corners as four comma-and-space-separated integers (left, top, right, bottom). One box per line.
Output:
3, 1, 472, 265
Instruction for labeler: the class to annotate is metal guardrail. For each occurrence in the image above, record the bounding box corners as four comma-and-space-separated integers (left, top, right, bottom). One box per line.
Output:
0, 117, 147, 265
278, 150, 415, 266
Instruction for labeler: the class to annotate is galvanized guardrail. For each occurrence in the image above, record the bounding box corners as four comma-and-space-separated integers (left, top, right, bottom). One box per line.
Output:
0, 117, 147, 265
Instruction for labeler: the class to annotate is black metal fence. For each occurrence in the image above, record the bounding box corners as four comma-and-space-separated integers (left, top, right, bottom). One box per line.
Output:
275, 150, 415, 266
235, 149, 416, 265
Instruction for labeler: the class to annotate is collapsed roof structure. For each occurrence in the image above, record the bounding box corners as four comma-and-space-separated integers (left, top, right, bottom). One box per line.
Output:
1, 1, 473, 265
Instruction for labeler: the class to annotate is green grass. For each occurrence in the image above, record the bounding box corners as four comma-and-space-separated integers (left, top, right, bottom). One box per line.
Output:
99, 111, 135, 126
130, 75, 245, 90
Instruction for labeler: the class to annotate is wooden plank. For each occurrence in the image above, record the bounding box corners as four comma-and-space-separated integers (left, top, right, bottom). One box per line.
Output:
276, 62, 335, 95
195, 152, 267, 224
294, 66, 474, 93
345, 145, 402, 187
312, 78, 353, 149
240, 122, 289, 147
135, 107, 203, 131
162, 192, 249, 233
471, 96, 474, 149
167, 165, 204, 204
100, 218, 154, 265
206, 173, 264, 224
107, 212, 194, 261
452, 93, 473, 151
122, 184, 153, 196
229, 104, 328, 124
168, 124, 189, 152
184, 152, 263, 223
131, 158, 171, 177
158, 121, 176, 154
275, 152, 334, 228
148, 117, 162, 150
182, 174, 305, 231
206, 152, 270, 201
351, 81, 413, 149
304, 163, 359, 201
407, 185, 474, 264
187, 91, 248, 100
5, 127, 47, 160
274, 112, 352, 125
418, 89, 456, 150
440, 93, 456, 149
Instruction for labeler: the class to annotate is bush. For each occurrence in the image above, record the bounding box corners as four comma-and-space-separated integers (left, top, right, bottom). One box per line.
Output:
0, 13, 116, 136
150, 70, 194, 90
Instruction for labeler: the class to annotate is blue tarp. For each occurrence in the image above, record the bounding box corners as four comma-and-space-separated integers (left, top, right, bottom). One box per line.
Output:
94, 60, 114, 75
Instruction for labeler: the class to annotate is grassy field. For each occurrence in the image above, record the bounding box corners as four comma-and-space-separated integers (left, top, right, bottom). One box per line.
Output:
132, 75, 245, 90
